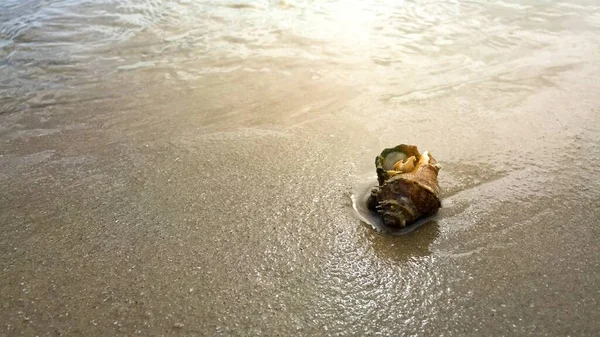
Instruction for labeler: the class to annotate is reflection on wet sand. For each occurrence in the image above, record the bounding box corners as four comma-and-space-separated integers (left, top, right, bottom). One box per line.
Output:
362, 220, 439, 262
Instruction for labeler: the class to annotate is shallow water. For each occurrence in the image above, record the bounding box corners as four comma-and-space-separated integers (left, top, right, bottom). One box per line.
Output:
2, 0, 600, 335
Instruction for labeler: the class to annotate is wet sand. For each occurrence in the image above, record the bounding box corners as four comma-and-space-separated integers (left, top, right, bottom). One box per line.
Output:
2, 0, 600, 336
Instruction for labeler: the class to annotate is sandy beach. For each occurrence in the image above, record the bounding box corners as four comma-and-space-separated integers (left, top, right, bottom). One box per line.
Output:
1, 0, 600, 335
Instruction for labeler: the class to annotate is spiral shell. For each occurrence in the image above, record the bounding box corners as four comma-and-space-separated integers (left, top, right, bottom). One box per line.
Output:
367, 144, 442, 228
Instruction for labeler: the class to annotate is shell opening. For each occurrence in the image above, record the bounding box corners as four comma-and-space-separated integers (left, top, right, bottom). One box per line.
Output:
383, 152, 408, 171
392, 156, 416, 173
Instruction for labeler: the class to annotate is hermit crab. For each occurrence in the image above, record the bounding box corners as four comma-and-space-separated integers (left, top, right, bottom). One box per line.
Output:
366, 144, 442, 228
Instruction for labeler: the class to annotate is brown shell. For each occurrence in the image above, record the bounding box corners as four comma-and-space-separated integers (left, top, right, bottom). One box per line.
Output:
367, 144, 441, 228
